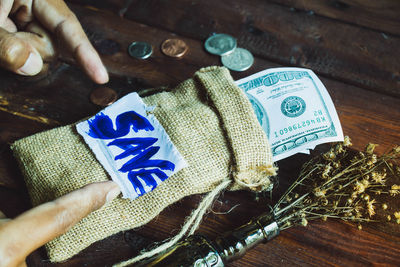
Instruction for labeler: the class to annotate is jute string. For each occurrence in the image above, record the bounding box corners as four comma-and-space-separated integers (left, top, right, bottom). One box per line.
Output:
113, 179, 232, 267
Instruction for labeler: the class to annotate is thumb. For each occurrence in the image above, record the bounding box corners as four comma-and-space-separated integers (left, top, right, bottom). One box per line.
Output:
0, 27, 43, 76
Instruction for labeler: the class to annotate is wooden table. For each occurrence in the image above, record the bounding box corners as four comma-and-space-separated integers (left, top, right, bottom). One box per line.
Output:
1, 0, 399, 266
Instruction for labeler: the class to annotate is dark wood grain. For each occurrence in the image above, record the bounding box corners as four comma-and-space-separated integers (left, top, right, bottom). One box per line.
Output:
122, 0, 400, 97
66, 0, 129, 16
269, 0, 400, 36
0, 1, 399, 267
66, 0, 400, 37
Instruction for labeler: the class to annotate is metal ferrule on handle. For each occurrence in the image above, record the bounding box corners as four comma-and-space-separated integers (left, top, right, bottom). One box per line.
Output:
145, 212, 279, 267
214, 213, 279, 263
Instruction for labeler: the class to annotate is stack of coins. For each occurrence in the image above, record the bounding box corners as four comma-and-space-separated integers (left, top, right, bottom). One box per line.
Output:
204, 33, 254, 72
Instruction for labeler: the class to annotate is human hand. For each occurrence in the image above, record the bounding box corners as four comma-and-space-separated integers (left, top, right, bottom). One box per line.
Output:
0, 181, 120, 267
0, 0, 109, 83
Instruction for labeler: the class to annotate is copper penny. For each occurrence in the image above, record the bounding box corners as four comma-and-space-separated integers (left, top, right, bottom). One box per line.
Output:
161, 39, 188, 58
90, 87, 118, 106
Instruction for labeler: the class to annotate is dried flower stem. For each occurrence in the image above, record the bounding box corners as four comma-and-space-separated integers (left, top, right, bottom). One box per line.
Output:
272, 137, 400, 229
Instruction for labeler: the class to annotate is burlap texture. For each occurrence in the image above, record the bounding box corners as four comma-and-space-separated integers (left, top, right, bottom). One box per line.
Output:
11, 66, 274, 262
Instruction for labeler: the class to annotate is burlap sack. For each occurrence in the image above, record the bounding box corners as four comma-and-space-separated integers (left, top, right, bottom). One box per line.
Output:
11, 66, 275, 262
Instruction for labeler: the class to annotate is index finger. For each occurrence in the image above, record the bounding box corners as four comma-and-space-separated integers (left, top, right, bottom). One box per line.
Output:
0, 181, 120, 264
32, 0, 109, 84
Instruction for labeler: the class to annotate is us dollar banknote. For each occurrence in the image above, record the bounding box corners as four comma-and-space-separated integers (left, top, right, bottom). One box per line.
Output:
236, 67, 344, 161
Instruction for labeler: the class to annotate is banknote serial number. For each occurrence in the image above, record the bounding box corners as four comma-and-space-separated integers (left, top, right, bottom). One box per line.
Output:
274, 110, 326, 138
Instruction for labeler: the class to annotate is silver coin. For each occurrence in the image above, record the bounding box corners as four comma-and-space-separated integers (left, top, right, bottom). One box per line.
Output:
221, 47, 254, 71
204, 33, 237, 56
128, 41, 152, 59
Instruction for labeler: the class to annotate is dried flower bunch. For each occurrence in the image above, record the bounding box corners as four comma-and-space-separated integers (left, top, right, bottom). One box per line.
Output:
273, 137, 400, 230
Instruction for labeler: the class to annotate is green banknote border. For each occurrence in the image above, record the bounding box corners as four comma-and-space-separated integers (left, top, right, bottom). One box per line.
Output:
237, 70, 338, 156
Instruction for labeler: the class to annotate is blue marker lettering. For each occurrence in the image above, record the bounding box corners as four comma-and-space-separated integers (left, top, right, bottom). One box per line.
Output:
128, 169, 169, 195
108, 137, 158, 160
108, 138, 175, 172
87, 111, 154, 139
87, 111, 175, 197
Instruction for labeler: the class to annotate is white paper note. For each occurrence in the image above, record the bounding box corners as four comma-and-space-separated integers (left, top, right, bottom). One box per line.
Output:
76, 92, 187, 199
